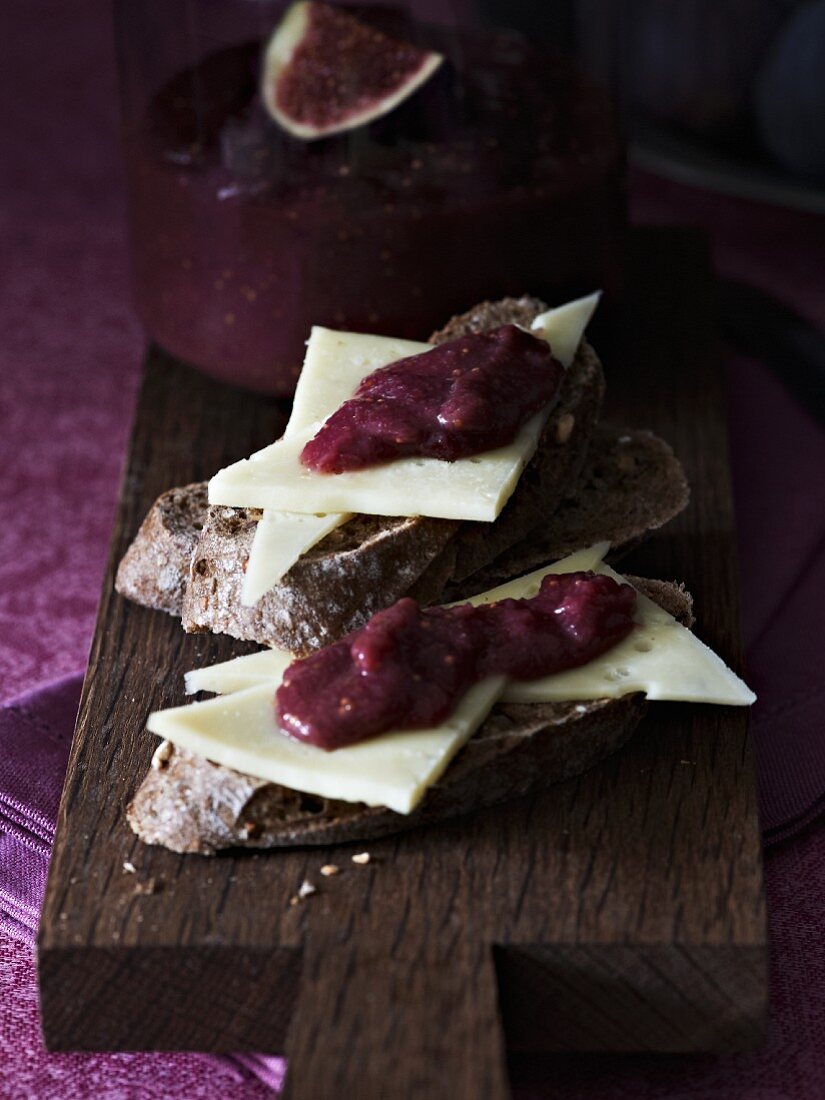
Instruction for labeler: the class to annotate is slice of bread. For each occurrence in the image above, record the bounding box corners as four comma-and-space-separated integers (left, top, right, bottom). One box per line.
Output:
116, 296, 608, 642
180, 333, 604, 650
183, 511, 459, 654
127, 576, 694, 855
448, 425, 690, 599
115, 424, 688, 648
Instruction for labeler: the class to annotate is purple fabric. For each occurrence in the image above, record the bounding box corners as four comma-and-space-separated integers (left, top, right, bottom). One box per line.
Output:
0, 936, 280, 1099
727, 353, 825, 839
0, 678, 287, 1094
2, 0, 825, 1096
0, 678, 79, 942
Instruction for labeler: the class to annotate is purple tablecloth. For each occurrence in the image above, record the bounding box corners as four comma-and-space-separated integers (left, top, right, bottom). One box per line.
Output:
2, 1, 825, 1097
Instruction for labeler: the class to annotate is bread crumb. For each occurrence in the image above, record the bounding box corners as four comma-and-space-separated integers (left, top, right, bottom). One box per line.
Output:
320, 864, 340, 877
123, 861, 137, 874
289, 880, 317, 906
151, 740, 173, 770
352, 852, 371, 865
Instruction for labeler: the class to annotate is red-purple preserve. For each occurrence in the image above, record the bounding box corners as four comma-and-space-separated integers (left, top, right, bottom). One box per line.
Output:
276, 572, 637, 750
116, 2, 625, 394
300, 324, 563, 473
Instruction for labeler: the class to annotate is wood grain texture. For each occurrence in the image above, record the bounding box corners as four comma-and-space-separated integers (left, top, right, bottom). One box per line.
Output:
38, 230, 767, 1099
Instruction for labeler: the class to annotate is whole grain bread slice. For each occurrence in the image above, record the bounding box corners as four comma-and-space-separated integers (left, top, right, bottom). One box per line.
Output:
116, 420, 688, 647
447, 424, 690, 600
127, 576, 693, 855
179, 327, 604, 649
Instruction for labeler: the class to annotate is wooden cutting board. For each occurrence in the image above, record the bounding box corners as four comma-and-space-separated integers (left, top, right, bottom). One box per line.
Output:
38, 229, 766, 1100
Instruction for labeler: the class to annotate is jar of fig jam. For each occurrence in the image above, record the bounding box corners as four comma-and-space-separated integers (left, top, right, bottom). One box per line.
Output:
114, 0, 625, 394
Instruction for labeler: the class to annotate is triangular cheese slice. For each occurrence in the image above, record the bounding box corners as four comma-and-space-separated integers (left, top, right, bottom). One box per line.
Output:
210, 290, 601, 522
185, 542, 754, 708
531, 292, 601, 367
148, 679, 503, 815
154, 545, 753, 814
241, 510, 352, 605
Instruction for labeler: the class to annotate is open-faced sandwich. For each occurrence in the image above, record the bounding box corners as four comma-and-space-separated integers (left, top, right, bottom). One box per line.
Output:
116, 293, 754, 854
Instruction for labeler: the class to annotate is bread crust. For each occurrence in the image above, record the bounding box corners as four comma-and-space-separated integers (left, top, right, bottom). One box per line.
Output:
115, 482, 208, 616
182, 511, 458, 654
127, 578, 694, 855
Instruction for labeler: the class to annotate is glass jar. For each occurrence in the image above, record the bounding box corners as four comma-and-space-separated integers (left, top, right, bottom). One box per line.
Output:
114, 0, 625, 394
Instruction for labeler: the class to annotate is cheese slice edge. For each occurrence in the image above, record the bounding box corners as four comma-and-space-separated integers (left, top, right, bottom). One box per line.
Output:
209, 412, 546, 521
185, 648, 293, 696
148, 677, 504, 815
531, 291, 601, 367
241, 510, 351, 605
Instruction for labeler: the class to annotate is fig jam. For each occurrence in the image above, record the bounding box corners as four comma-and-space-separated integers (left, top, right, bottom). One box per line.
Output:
276, 572, 637, 750
300, 324, 562, 473
119, 10, 624, 394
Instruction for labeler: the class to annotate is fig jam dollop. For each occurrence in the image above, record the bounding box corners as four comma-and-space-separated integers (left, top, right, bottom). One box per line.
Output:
300, 324, 562, 473
276, 571, 636, 750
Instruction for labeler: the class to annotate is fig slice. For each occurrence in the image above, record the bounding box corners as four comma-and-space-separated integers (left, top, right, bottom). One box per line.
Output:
261, 1, 444, 140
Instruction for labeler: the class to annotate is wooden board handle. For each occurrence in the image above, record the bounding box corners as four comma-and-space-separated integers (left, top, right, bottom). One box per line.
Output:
283, 938, 511, 1100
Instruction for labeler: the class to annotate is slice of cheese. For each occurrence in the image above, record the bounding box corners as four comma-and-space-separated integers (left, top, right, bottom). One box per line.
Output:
212, 293, 601, 526
531, 291, 601, 367
501, 563, 755, 706
209, 412, 546, 521
185, 648, 293, 695
183, 541, 753, 709
210, 325, 551, 520
182, 544, 613, 698
241, 509, 352, 605
148, 678, 504, 814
